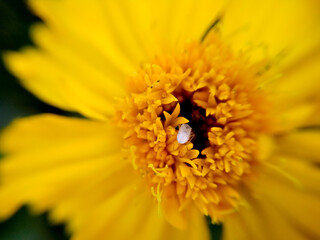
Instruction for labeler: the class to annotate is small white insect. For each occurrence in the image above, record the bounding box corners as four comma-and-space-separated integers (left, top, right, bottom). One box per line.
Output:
177, 124, 193, 144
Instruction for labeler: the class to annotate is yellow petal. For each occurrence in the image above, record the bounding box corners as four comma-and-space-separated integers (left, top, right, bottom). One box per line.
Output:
226, 155, 320, 240
276, 130, 320, 163
183, 207, 210, 240
4, 0, 231, 118
268, 53, 320, 114
161, 206, 210, 240
103, 0, 229, 55
69, 190, 209, 240
142, 0, 227, 51
28, 0, 230, 58
223, 0, 320, 115
0, 114, 209, 239
28, 0, 140, 72
280, 157, 320, 195
0, 114, 123, 154
0, 114, 125, 219
62, 178, 146, 239
224, 214, 252, 240
4, 46, 120, 120
224, 196, 308, 240
222, 1, 320, 118
272, 102, 319, 133
249, 162, 320, 238
222, 0, 320, 65
161, 189, 187, 230
0, 153, 129, 219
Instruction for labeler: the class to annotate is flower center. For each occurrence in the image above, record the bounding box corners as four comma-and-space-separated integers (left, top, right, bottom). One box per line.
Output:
115, 31, 274, 225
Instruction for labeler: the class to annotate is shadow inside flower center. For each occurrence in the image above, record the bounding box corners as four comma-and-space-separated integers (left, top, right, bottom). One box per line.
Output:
178, 96, 223, 154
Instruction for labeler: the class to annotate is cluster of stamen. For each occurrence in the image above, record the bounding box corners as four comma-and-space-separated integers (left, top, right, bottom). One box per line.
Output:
115, 31, 272, 223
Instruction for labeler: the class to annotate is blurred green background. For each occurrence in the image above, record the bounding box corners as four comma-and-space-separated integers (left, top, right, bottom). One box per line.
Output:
0, 0, 222, 239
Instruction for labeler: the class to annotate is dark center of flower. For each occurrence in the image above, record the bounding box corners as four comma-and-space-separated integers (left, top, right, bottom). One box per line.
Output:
179, 95, 225, 154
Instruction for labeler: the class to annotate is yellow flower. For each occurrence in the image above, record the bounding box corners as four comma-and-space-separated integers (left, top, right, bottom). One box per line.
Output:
1, 0, 320, 239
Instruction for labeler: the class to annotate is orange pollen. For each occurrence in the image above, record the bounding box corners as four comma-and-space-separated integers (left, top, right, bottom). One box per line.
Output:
115, 31, 274, 221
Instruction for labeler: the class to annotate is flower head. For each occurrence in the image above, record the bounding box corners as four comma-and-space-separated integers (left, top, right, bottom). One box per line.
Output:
1, 0, 320, 239
115, 31, 275, 227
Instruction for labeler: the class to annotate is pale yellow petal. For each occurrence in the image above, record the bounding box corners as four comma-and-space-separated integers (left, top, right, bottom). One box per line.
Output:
276, 130, 320, 163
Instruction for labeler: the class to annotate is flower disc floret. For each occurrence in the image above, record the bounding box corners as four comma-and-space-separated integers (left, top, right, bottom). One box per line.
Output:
115, 32, 273, 223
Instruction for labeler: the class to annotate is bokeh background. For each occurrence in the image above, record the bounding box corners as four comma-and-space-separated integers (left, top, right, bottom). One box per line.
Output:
0, 0, 222, 239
